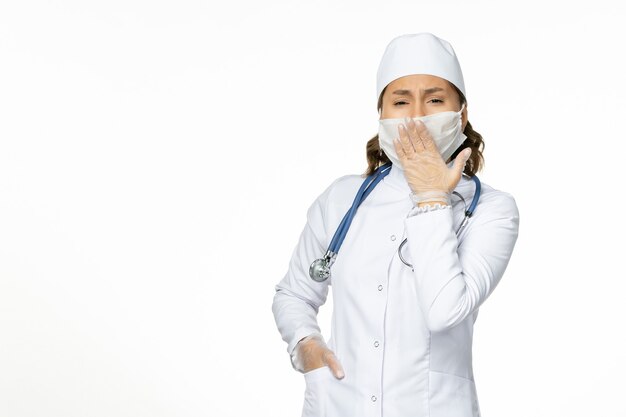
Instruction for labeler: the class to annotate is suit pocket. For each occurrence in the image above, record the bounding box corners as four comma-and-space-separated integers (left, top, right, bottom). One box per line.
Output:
301, 365, 332, 417
429, 370, 481, 417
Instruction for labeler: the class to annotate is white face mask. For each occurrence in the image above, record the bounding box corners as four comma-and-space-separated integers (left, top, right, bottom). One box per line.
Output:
378, 103, 466, 169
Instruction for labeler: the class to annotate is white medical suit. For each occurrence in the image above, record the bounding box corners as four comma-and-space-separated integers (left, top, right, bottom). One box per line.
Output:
272, 161, 520, 417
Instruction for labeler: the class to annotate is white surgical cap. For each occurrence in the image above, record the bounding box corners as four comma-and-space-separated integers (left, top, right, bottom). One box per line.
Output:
376, 32, 466, 106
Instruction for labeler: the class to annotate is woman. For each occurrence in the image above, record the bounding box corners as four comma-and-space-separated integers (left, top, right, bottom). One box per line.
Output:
272, 32, 520, 417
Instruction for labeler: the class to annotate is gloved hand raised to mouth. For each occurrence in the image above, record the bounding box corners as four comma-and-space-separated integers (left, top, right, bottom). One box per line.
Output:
393, 117, 472, 206
291, 332, 345, 379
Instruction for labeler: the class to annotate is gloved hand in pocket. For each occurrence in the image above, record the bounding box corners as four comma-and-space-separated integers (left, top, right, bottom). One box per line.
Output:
291, 332, 345, 379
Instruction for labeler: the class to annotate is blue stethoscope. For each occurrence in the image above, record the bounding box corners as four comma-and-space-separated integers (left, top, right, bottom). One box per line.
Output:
309, 162, 482, 282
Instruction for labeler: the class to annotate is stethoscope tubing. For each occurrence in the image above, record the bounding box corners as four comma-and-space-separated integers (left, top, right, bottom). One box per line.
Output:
309, 164, 481, 281
328, 163, 392, 253
397, 174, 481, 270
308, 163, 392, 281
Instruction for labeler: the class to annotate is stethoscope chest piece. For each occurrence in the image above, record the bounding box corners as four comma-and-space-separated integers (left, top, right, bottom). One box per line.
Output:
309, 259, 330, 282
306, 165, 481, 281
309, 250, 337, 282
307, 163, 392, 283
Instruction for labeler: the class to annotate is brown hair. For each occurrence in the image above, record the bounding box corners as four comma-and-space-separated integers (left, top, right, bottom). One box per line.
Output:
364, 82, 485, 177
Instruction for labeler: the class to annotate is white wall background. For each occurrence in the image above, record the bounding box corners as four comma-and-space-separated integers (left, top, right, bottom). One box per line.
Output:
1, 1, 624, 416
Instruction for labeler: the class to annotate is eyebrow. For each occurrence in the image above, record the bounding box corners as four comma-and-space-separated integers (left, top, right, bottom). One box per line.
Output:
392, 87, 445, 96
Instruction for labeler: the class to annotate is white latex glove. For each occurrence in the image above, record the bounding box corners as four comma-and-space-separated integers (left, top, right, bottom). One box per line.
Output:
291, 332, 345, 379
393, 118, 472, 204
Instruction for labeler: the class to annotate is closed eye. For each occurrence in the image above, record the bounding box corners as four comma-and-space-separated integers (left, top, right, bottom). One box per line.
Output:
394, 99, 444, 106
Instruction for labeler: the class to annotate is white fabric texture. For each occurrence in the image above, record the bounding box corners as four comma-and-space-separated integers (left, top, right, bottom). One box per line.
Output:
272, 162, 520, 417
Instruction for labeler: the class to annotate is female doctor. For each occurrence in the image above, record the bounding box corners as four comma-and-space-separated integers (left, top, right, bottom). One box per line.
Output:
272, 32, 520, 417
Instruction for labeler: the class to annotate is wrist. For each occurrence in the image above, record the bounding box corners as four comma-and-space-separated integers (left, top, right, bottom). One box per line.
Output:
417, 200, 449, 208
409, 190, 451, 207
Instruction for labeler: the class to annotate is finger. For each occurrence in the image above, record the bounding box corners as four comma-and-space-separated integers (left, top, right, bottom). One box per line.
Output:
323, 351, 345, 379
414, 120, 438, 153
405, 117, 425, 151
397, 123, 415, 156
393, 138, 407, 166
452, 148, 472, 174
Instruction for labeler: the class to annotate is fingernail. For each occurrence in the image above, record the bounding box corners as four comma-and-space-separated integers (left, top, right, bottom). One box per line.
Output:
336, 370, 345, 379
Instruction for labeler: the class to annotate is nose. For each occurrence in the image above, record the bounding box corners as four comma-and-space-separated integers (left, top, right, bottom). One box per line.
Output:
409, 103, 426, 118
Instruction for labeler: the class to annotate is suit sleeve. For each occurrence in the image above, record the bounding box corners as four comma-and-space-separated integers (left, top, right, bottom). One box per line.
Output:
271, 179, 338, 364
403, 192, 520, 332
